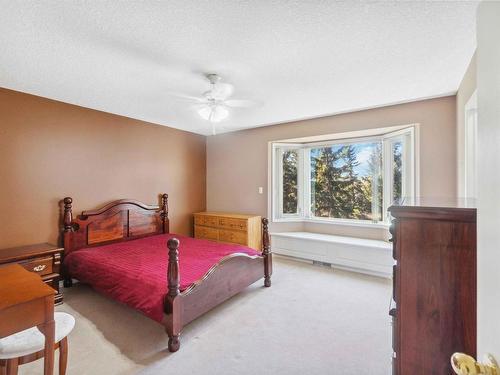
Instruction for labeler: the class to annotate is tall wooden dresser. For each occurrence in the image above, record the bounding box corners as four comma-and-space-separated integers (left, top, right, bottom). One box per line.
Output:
388, 199, 476, 375
194, 212, 262, 251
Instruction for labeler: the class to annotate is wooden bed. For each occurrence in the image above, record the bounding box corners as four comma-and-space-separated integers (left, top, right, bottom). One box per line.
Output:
61, 194, 272, 352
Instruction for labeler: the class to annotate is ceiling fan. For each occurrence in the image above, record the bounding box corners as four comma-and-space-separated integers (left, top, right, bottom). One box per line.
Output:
170, 73, 259, 135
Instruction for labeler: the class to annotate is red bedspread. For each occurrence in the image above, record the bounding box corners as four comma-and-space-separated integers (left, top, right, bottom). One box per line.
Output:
64, 234, 260, 322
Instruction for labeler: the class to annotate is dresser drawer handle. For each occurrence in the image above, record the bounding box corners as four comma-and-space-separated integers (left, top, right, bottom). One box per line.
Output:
33, 264, 46, 272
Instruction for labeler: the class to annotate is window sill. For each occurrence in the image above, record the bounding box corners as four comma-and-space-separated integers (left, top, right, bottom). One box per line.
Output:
273, 217, 390, 229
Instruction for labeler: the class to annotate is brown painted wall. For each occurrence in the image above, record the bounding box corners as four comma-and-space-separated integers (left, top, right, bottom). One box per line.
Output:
0, 88, 206, 249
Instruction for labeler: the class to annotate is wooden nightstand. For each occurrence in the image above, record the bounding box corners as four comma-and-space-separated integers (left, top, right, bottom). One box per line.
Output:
0, 243, 64, 305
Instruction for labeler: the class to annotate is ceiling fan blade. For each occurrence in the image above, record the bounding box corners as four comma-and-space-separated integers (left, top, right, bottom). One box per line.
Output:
211, 82, 234, 100
224, 99, 260, 108
167, 92, 205, 102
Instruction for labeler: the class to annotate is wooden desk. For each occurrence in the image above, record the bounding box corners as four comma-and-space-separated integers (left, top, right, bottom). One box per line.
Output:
0, 264, 55, 375
0, 243, 64, 304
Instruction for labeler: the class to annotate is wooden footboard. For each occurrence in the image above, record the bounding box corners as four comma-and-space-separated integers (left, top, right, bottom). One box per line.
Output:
180, 254, 265, 325
163, 218, 272, 352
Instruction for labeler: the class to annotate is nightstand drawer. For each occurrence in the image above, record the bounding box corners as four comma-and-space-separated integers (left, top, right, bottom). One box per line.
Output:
19, 256, 53, 276
42, 275, 63, 305
0, 243, 64, 305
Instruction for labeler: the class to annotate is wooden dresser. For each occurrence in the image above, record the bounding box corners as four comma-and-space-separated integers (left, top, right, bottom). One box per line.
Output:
388, 199, 476, 375
0, 243, 64, 304
194, 212, 262, 251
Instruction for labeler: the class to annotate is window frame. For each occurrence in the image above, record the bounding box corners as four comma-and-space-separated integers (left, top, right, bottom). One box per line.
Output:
272, 126, 417, 225
464, 91, 478, 198
382, 126, 416, 221
273, 143, 304, 220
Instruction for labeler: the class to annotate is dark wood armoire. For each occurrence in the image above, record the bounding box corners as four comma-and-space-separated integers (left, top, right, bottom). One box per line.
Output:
388, 199, 476, 375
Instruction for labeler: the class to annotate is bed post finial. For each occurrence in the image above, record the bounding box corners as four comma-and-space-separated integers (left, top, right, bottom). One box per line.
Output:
63, 197, 74, 288
262, 218, 272, 287
167, 238, 180, 297
161, 193, 169, 233
63, 197, 73, 232
166, 237, 181, 352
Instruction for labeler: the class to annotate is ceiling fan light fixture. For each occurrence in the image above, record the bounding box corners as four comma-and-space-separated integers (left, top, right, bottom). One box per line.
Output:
197, 105, 229, 122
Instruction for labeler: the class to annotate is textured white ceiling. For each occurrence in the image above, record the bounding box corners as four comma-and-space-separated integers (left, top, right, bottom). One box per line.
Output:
0, 1, 478, 135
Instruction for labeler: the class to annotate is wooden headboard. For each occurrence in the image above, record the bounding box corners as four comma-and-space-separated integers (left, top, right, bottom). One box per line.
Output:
63, 194, 169, 254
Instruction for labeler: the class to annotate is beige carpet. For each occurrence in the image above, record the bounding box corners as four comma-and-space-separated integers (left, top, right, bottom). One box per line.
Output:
19, 256, 392, 375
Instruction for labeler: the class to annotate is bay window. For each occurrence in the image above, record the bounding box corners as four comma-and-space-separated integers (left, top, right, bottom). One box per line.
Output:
273, 126, 416, 224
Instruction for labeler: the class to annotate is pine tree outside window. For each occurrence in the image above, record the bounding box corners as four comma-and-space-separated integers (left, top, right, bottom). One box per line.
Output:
275, 145, 303, 218
272, 126, 416, 224
282, 149, 299, 214
310, 141, 382, 221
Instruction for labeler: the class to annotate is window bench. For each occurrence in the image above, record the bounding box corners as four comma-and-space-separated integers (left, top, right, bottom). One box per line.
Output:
270, 232, 393, 278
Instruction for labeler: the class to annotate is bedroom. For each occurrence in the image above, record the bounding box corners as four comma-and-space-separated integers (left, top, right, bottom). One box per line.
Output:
0, 1, 499, 375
